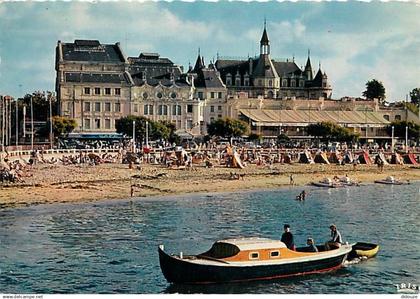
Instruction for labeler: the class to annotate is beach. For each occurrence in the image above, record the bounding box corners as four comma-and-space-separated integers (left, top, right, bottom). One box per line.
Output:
2, 161, 419, 208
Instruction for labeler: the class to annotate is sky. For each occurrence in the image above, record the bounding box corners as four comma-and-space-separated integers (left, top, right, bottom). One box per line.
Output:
0, 1, 419, 101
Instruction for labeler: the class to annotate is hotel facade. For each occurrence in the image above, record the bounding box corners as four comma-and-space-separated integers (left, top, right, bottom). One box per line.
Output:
55, 27, 418, 141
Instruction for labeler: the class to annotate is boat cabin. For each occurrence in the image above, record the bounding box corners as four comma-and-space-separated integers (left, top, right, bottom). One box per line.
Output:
199, 237, 318, 262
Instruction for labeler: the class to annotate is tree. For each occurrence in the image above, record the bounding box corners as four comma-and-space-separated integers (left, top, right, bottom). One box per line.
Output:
409, 88, 420, 105
207, 118, 250, 138
51, 116, 77, 136
248, 133, 263, 143
386, 121, 420, 140
363, 79, 386, 103
115, 116, 179, 144
307, 121, 359, 143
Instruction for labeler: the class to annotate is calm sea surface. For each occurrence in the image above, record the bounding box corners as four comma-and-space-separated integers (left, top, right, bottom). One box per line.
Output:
1, 183, 419, 294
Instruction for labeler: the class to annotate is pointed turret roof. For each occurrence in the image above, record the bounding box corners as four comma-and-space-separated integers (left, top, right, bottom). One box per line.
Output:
193, 51, 205, 72
260, 28, 269, 44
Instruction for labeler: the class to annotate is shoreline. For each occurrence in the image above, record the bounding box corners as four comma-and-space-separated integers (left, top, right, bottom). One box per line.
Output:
1, 162, 420, 209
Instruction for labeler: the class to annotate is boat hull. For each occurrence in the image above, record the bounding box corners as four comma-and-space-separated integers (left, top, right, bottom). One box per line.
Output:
158, 247, 350, 284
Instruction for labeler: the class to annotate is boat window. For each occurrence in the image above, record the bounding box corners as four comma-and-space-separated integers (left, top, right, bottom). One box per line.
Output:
249, 252, 259, 260
201, 242, 240, 259
270, 251, 280, 258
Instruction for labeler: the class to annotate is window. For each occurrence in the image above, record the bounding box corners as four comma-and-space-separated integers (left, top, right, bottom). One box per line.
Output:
218, 92, 222, 99
105, 102, 111, 112
211, 92, 215, 99
115, 102, 121, 112
270, 251, 280, 258
226, 74, 232, 86
235, 78, 241, 86
210, 106, 214, 113
218, 105, 222, 111
323, 82, 327, 88
105, 88, 111, 95
249, 252, 259, 260
134, 104, 138, 113
258, 79, 262, 86
210, 117, 214, 122
299, 80, 304, 87
172, 105, 181, 116
94, 119, 100, 129
244, 78, 249, 86
95, 102, 101, 112
187, 105, 193, 113
218, 114, 222, 118
84, 87, 90, 95
384, 115, 390, 121
395, 115, 401, 121
269, 80, 273, 87
84, 118, 90, 129
144, 104, 154, 115
158, 105, 168, 115
171, 92, 177, 99
94, 87, 101, 95
84, 102, 91, 112
142, 92, 148, 99
67, 102, 72, 112
157, 92, 163, 99
282, 79, 288, 87
115, 88, 121, 96
291, 80, 296, 87
105, 119, 111, 129
198, 92, 204, 99
187, 119, 193, 129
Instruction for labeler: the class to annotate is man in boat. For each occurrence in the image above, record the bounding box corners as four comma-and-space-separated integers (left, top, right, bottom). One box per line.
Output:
325, 224, 343, 250
306, 238, 318, 252
281, 224, 296, 250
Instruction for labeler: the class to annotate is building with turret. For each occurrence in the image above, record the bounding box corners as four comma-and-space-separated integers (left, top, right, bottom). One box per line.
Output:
215, 24, 332, 100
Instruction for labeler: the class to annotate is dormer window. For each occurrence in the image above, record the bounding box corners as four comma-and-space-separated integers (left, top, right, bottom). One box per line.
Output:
226, 73, 232, 86
282, 79, 288, 87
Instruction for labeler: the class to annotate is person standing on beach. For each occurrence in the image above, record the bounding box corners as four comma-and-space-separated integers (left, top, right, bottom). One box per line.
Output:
281, 224, 296, 250
290, 174, 295, 185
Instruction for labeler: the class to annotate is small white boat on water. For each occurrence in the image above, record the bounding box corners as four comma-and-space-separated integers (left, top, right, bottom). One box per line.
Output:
374, 176, 410, 185
311, 178, 343, 188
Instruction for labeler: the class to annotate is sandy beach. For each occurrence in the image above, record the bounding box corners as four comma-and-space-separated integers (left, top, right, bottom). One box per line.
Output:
1, 161, 420, 209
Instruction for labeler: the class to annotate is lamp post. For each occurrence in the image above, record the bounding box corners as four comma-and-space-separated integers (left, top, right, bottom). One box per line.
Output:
391, 125, 394, 153
49, 92, 53, 149
15, 98, 18, 148
405, 125, 408, 153
30, 95, 34, 151
145, 120, 149, 148
132, 120, 136, 153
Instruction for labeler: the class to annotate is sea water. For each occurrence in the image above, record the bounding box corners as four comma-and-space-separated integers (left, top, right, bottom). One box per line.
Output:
0, 183, 419, 294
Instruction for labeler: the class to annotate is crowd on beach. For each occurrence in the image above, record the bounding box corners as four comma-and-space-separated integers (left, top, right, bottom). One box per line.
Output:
1, 139, 419, 185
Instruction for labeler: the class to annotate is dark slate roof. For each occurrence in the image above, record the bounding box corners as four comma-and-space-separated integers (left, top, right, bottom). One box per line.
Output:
193, 54, 205, 72
272, 61, 302, 76
253, 55, 278, 78
309, 69, 324, 87
194, 68, 225, 88
65, 72, 131, 84
61, 41, 125, 63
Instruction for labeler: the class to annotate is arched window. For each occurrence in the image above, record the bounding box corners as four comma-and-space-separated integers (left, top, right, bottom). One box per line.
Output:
395, 115, 401, 121
158, 105, 168, 115
282, 79, 288, 87
172, 105, 181, 116
299, 80, 304, 87
291, 80, 296, 87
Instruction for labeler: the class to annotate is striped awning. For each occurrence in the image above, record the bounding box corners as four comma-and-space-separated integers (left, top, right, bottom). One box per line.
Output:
240, 109, 389, 128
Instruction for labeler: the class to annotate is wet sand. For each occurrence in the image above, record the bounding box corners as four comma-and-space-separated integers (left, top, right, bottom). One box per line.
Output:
1, 162, 420, 209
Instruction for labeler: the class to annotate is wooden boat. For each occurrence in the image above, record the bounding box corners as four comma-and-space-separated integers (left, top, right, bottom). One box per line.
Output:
374, 176, 409, 185
158, 237, 352, 284
347, 242, 379, 260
